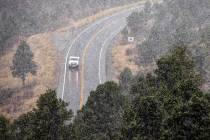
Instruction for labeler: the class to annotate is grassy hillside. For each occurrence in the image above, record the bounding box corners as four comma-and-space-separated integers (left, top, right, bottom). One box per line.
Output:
0, 0, 139, 55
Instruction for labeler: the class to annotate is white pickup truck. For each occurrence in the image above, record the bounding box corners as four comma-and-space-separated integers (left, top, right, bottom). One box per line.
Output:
69, 56, 80, 68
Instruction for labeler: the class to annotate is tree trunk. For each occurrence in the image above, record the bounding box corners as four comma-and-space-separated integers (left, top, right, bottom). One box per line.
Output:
22, 77, 25, 87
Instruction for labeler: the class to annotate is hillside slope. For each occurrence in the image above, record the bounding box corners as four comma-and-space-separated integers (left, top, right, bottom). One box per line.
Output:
0, 0, 139, 55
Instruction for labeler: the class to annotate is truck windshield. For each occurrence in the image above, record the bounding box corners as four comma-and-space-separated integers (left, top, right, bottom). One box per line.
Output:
70, 58, 79, 60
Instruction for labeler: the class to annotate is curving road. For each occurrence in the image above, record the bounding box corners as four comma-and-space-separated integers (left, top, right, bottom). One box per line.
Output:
58, 5, 144, 113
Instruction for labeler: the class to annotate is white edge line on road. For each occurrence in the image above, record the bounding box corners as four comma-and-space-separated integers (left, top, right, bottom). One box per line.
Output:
61, 5, 143, 100
99, 26, 124, 84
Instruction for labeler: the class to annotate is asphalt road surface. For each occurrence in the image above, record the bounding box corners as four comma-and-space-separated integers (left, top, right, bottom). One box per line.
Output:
58, 5, 143, 114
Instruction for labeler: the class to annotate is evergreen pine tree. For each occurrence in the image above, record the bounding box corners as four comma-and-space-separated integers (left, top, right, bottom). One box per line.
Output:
10, 41, 37, 86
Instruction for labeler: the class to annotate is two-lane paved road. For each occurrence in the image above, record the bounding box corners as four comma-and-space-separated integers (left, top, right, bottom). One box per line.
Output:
58, 5, 143, 113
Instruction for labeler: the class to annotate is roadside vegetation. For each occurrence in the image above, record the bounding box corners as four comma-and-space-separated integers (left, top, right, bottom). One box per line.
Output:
1, 46, 210, 139
122, 0, 210, 88
0, 35, 58, 120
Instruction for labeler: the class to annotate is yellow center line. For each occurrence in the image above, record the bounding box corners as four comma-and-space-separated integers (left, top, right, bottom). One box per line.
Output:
80, 23, 112, 109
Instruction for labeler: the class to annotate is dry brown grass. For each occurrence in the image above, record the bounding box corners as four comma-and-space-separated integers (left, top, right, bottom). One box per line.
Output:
111, 34, 157, 82
111, 44, 139, 81
111, 42, 157, 82
0, 33, 58, 120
